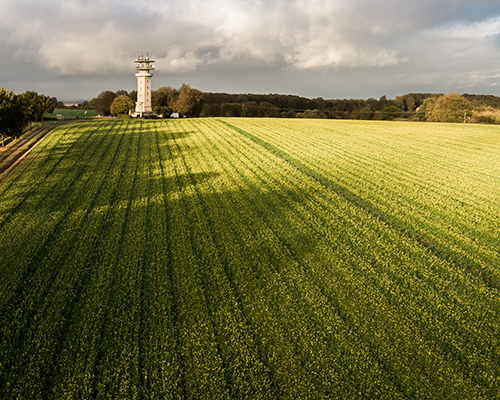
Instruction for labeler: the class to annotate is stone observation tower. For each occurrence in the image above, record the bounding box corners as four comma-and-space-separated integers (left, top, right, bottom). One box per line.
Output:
133, 52, 155, 117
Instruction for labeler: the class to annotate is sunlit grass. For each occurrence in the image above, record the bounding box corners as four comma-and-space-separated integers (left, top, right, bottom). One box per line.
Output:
0, 118, 498, 399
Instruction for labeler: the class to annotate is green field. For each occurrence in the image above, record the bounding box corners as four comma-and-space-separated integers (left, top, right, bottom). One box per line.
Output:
0, 118, 499, 399
44, 108, 99, 119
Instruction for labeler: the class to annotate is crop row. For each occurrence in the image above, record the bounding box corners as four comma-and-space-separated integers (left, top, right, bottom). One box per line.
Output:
0, 118, 498, 398
188, 118, 499, 398
220, 118, 500, 287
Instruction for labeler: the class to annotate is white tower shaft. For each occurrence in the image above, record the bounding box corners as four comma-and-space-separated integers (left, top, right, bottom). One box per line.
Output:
135, 72, 152, 115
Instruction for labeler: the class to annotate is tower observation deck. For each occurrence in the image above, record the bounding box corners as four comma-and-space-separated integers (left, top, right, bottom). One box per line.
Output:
133, 52, 155, 117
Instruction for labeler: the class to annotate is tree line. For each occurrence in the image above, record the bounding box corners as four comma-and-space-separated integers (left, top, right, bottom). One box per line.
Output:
3, 84, 500, 141
86, 87, 499, 123
199, 92, 495, 123
0, 88, 56, 138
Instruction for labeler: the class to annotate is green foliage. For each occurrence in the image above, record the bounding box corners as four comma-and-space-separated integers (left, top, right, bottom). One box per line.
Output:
241, 102, 258, 117
0, 88, 28, 138
296, 109, 327, 118
463, 93, 500, 109
21, 91, 46, 123
1, 89, 55, 138
426, 93, 473, 123
222, 103, 242, 117
94, 90, 117, 115
472, 107, 500, 124
0, 88, 54, 137
380, 105, 404, 120
281, 109, 296, 118
200, 91, 485, 121
146, 89, 500, 121
396, 93, 441, 111
1, 119, 499, 398
264, 105, 279, 118
355, 104, 375, 120
416, 93, 473, 123
110, 95, 134, 116
152, 86, 178, 109
173, 84, 203, 117
417, 98, 435, 121
475, 114, 496, 124
153, 105, 173, 118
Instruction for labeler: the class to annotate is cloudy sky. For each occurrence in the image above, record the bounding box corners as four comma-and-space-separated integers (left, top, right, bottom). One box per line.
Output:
2, 0, 500, 101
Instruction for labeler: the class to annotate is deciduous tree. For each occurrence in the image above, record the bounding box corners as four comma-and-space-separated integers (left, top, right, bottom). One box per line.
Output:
153, 106, 173, 118
381, 105, 404, 121
94, 91, 117, 115
419, 93, 473, 123
152, 86, 178, 108
110, 95, 135, 116
21, 91, 54, 123
173, 84, 203, 117
0, 88, 27, 138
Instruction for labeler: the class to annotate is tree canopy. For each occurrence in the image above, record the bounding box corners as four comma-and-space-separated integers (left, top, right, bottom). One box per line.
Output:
110, 95, 135, 116
418, 93, 473, 123
1, 88, 55, 138
22, 91, 55, 123
1, 88, 26, 138
153, 106, 173, 118
152, 86, 178, 109
173, 84, 204, 117
94, 91, 117, 115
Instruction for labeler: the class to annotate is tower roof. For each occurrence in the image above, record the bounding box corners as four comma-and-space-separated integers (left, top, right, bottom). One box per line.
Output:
134, 51, 155, 71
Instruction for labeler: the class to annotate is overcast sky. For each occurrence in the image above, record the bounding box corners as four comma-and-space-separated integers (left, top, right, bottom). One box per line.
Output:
2, 0, 500, 101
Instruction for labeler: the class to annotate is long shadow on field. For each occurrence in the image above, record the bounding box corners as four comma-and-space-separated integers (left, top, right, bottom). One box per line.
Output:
2, 121, 499, 399
161, 130, 196, 140
1, 156, 499, 399
90, 171, 221, 213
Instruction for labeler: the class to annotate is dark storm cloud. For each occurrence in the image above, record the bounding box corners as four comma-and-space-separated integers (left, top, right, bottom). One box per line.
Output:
1, 0, 500, 99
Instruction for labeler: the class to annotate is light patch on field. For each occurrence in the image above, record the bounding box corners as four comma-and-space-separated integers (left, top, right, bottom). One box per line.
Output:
0, 119, 499, 398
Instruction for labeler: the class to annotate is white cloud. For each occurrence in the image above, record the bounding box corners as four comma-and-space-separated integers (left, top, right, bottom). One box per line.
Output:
39, 29, 129, 75
2, 0, 500, 98
394, 14, 500, 89
157, 47, 205, 73
431, 15, 500, 40
0, 0, 408, 75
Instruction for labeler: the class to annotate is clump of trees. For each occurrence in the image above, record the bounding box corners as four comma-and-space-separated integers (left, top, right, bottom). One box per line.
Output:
472, 107, 500, 124
0, 88, 55, 139
91, 83, 203, 118
150, 84, 203, 117
88, 90, 136, 116
93, 91, 118, 115
110, 95, 135, 117
174, 84, 203, 117
417, 93, 473, 123
151, 84, 203, 117
296, 109, 327, 119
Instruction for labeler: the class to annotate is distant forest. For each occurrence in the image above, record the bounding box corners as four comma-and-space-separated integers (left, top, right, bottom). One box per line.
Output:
72, 89, 500, 123
199, 92, 500, 121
